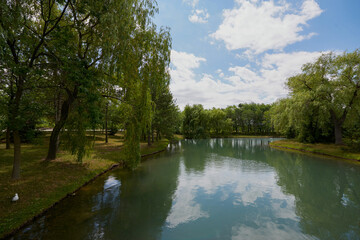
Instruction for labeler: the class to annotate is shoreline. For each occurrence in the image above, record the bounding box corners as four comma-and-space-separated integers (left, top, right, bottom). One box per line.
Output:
269, 140, 360, 164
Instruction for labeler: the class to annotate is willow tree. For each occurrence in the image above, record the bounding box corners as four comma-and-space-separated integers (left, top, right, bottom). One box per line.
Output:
271, 51, 360, 144
145, 27, 172, 144
121, 26, 172, 167
116, 2, 165, 169
286, 51, 360, 144
45, 0, 152, 161
182, 104, 210, 139
120, 41, 152, 169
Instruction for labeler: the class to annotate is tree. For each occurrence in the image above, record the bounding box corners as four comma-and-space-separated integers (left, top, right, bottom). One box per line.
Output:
45, 0, 137, 161
118, 3, 172, 169
224, 106, 236, 133
152, 86, 180, 141
0, 0, 71, 179
209, 108, 226, 135
286, 51, 360, 144
182, 104, 209, 139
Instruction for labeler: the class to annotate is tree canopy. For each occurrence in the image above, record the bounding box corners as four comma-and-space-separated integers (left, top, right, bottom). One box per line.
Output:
0, 0, 176, 178
182, 103, 273, 139
271, 50, 360, 145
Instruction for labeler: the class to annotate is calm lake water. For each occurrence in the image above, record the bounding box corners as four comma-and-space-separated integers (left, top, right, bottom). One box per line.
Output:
10, 138, 360, 240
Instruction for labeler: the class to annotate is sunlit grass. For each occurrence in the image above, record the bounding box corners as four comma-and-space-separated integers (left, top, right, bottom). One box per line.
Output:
270, 139, 360, 163
0, 132, 169, 238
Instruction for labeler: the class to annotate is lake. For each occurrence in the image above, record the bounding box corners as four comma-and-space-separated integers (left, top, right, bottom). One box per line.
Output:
10, 138, 360, 239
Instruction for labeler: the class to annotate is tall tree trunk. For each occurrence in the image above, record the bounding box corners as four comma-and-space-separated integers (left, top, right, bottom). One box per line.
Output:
152, 129, 154, 143
334, 119, 343, 145
10, 76, 23, 180
12, 131, 21, 180
105, 102, 108, 144
331, 110, 344, 145
46, 121, 65, 160
6, 127, 11, 149
46, 89, 76, 161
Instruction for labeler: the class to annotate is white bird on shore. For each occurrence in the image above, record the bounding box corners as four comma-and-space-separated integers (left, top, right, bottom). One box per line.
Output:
12, 193, 19, 202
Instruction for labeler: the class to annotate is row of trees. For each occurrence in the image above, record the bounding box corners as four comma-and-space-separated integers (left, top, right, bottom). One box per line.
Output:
271, 50, 360, 145
0, 0, 179, 179
182, 103, 273, 139
181, 50, 360, 147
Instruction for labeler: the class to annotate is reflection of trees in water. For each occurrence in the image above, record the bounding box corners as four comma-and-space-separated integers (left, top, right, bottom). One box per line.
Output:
181, 138, 275, 173
86, 176, 122, 239
267, 153, 360, 239
180, 138, 360, 239
12, 175, 122, 240
107, 153, 180, 240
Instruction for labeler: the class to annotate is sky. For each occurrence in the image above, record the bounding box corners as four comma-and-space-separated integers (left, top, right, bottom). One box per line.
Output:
153, 0, 360, 109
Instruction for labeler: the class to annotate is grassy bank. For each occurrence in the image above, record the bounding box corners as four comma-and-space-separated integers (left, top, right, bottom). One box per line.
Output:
0, 133, 169, 238
270, 139, 360, 163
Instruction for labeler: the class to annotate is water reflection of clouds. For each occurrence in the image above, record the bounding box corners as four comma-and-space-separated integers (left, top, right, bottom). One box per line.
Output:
166, 163, 209, 228
165, 154, 298, 236
231, 221, 312, 240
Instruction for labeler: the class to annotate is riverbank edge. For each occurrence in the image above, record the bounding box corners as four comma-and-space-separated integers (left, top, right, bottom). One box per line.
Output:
269, 140, 360, 164
176, 135, 280, 140
1, 143, 169, 240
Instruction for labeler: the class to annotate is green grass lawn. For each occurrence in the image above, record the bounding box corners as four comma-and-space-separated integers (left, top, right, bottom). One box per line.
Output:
270, 139, 360, 163
0, 133, 169, 238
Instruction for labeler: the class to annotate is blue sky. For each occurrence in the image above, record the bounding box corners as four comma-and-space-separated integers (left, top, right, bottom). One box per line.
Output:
153, 0, 360, 109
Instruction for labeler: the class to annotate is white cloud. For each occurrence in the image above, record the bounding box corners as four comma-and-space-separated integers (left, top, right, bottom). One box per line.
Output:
211, 0, 323, 53
183, 0, 210, 24
183, 0, 199, 8
170, 50, 323, 109
189, 9, 210, 23
216, 69, 225, 78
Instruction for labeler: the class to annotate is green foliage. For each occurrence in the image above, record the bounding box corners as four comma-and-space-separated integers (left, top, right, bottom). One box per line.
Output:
62, 109, 93, 163
183, 104, 210, 139
207, 108, 233, 136
153, 86, 180, 140
123, 116, 142, 170
124, 100, 141, 169
271, 50, 360, 144
0, 0, 175, 173
182, 103, 273, 139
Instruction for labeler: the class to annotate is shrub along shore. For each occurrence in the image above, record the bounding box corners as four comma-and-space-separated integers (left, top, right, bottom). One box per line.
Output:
270, 139, 360, 164
0, 133, 169, 239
